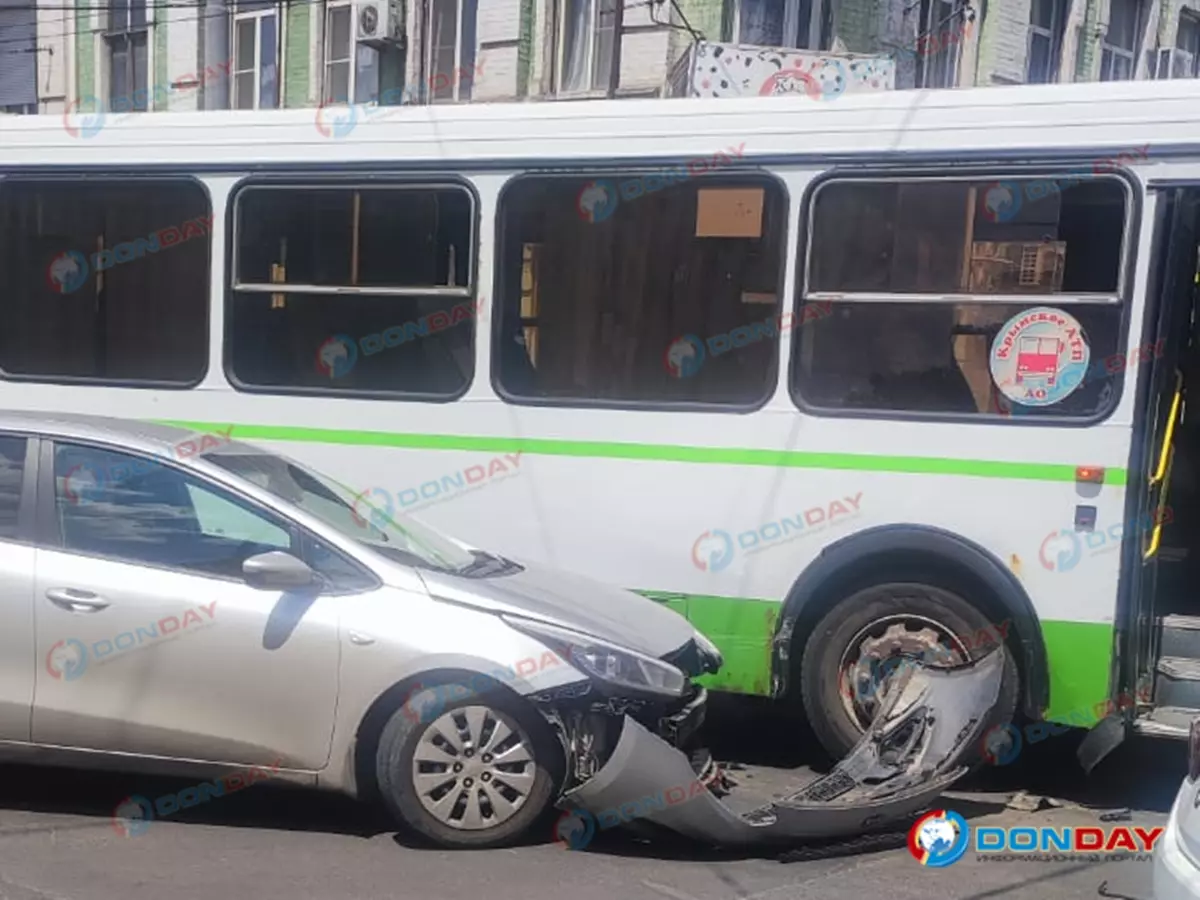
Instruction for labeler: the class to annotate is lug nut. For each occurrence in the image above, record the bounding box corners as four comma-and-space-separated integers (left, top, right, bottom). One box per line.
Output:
481, 772, 491, 782
464, 777, 474, 788
481, 753, 492, 763
453, 763, 463, 773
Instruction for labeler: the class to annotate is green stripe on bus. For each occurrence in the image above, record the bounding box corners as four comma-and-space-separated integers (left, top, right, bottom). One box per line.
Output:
156, 420, 1128, 485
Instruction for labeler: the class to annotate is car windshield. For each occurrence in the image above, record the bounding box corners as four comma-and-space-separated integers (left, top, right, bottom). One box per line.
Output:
207, 451, 477, 573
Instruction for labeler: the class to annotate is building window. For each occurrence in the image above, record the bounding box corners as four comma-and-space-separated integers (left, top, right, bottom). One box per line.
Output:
495, 173, 786, 406
324, 0, 379, 103
556, 0, 621, 94
106, 0, 149, 111
232, 2, 280, 109
796, 175, 1129, 417
228, 182, 476, 396
1101, 0, 1141, 81
0, 104, 35, 115
0, 179, 210, 384
1172, 11, 1200, 77
731, 0, 823, 49
427, 0, 478, 102
1027, 0, 1065, 83
916, 0, 960, 88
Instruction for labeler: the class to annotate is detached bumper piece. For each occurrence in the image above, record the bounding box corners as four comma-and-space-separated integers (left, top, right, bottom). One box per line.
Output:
562, 648, 1005, 847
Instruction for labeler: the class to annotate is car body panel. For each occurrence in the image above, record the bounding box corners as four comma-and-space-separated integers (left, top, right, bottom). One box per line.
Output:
418, 563, 698, 659
1156, 776, 1200, 900
321, 585, 590, 794
0, 542, 36, 742
33, 546, 341, 769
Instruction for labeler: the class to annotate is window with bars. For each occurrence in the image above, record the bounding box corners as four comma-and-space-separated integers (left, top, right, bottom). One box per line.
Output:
1101, 0, 1142, 81
232, 1, 280, 109
323, 1, 380, 104
556, 0, 621, 95
427, 0, 478, 102
106, 0, 148, 111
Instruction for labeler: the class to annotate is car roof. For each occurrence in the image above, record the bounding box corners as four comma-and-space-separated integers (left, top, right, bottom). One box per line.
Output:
0, 411, 261, 459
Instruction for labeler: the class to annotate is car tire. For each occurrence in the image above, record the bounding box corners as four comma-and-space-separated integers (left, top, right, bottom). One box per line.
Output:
375, 682, 562, 848
799, 581, 1020, 762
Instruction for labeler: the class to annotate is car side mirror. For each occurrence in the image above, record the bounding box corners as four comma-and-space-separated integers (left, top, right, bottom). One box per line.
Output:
243, 551, 317, 590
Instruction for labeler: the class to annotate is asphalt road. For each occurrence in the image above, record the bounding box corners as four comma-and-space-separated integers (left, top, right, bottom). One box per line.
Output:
0, 696, 1180, 900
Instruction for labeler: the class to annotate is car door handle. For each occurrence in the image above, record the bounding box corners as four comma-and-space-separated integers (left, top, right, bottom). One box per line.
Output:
45, 588, 111, 613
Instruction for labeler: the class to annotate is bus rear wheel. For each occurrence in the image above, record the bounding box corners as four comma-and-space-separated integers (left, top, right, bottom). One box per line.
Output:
799, 581, 1019, 762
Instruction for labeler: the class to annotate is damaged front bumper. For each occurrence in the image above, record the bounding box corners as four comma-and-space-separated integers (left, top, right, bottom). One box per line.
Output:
559, 648, 1006, 846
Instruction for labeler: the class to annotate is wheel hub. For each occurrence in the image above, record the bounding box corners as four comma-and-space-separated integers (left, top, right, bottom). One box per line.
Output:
411, 704, 537, 831
839, 617, 967, 730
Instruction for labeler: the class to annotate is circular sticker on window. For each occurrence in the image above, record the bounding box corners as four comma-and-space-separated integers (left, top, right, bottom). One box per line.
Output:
990, 307, 1090, 407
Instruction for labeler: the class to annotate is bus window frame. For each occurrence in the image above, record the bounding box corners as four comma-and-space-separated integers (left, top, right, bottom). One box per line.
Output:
489, 167, 792, 414
788, 164, 1143, 428
223, 172, 481, 403
0, 172, 214, 390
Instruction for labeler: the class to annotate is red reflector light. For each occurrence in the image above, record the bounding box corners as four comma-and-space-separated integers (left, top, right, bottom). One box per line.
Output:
1076, 466, 1105, 484
1190, 718, 1200, 782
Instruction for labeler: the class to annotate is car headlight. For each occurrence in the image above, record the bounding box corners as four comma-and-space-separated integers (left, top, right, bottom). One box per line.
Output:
502, 615, 687, 698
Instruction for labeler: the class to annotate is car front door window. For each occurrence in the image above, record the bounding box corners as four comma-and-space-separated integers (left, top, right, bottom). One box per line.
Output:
54, 443, 294, 579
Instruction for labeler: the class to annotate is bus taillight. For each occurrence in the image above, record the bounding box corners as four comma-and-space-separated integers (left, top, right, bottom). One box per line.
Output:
1076, 466, 1105, 484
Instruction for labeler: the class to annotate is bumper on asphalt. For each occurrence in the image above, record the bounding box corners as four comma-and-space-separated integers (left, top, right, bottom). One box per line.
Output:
563, 647, 1007, 846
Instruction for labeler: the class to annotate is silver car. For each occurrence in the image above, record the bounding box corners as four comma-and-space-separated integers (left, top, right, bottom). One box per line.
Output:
0, 414, 1006, 849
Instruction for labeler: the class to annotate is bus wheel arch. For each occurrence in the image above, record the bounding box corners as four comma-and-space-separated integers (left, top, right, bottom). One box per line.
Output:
772, 524, 1047, 759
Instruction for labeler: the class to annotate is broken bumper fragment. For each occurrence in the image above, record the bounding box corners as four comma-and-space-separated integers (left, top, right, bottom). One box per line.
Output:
562, 648, 1006, 846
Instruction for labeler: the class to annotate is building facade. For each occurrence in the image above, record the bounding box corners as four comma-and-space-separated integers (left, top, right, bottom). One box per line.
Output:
3, 0, 1197, 121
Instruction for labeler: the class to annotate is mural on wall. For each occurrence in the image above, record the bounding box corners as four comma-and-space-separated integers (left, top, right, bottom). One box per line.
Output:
687, 42, 894, 101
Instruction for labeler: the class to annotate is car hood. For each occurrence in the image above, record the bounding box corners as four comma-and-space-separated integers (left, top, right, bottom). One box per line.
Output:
418, 560, 699, 660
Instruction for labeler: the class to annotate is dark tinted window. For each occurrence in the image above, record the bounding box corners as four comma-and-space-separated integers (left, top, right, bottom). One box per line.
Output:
797, 174, 1129, 418
794, 301, 1122, 416
54, 443, 293, 577
229, 183, 476, 397
0, 437, 26, 540
0, 179, 210, 383
808, 176, 1126, 295
234, 185, 472, 289
496, 173, 786, 404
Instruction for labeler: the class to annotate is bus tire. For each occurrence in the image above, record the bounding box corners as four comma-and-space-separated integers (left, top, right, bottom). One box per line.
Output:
799, 581, 1020, 762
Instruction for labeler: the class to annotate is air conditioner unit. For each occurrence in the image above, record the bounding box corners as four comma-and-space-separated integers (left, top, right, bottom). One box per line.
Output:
355, 0, 403, 47
1152, 47, 1196, 79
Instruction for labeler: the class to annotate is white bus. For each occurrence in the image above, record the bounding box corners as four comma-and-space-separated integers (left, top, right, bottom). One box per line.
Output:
3, 77, 1198, 766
